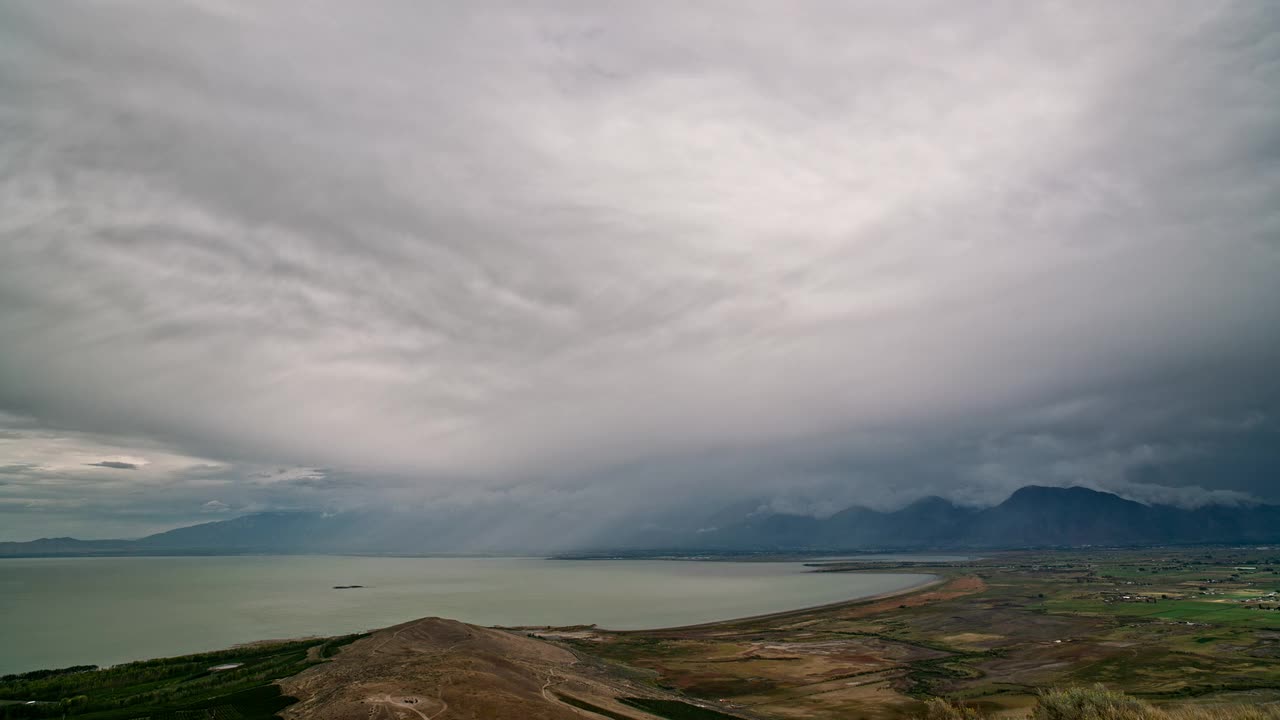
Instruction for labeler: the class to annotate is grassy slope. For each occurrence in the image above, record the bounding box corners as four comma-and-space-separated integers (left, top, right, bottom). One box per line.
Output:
929, 686, 1280, 720
0, 635, 365, 720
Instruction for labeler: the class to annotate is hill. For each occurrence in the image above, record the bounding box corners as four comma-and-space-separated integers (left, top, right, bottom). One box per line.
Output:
279, 617, 667, 720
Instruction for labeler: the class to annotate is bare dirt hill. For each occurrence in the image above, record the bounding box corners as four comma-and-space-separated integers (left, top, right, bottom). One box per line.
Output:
279, 617, 669, 720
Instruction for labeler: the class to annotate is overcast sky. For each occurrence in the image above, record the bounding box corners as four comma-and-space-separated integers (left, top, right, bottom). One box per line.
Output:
1, 1, 1278, 541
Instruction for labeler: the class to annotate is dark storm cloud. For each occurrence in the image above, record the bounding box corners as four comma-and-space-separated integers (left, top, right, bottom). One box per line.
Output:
0, 1, 1278, 540
0, 464, 41, 475
87, 461, 138, 470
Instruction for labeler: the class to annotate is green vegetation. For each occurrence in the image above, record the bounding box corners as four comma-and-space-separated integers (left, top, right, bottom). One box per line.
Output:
316, 635, 361, 660
619, 697, 743, 719
553, 693, 634, 720
1, 669, 100, 684
926, 686, 1280, 720
1045, 596, 1279, 627
0, 635, 365, 720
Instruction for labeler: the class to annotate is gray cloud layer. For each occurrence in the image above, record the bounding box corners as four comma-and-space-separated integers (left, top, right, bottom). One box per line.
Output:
1, 1, 1277, 540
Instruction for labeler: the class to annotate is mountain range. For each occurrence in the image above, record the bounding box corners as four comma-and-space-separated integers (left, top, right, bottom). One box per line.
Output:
4, 486, 1279, 557
696, 485, 1280, 550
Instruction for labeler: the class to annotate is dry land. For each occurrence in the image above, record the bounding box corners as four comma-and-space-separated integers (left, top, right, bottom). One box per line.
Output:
4, 547, 1279, 720
542, 547, 1280, 719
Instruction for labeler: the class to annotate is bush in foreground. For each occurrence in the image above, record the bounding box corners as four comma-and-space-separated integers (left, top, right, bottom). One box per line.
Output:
924, 687, 1280, 720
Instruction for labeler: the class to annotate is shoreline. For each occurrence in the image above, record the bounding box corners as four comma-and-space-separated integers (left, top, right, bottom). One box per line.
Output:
609, 571, 945, 634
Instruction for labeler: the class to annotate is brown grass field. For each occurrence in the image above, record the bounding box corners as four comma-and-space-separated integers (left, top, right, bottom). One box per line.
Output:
538, 547, 1280, 719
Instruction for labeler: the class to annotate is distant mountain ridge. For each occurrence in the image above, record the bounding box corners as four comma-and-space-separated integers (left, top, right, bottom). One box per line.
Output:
699, 486, 1280, 550
3, 486, 1279, 556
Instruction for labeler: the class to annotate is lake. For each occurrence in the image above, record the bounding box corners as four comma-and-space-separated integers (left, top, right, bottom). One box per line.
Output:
0, 556, 934, 676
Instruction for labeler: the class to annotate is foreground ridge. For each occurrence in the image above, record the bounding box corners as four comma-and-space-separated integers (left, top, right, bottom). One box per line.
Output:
280, 617, 722, 720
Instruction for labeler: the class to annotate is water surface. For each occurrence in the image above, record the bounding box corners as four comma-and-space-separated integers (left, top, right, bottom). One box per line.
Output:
0, 555, 932, 675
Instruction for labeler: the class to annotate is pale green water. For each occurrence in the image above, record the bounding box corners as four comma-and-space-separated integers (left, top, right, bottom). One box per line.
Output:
0, 556, 933, 675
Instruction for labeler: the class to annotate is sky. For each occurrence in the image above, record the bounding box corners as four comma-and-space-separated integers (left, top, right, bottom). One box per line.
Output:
1, 1, 1278, 542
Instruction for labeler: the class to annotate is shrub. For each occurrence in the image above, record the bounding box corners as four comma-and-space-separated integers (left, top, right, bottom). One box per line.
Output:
924, 698, 984, 720
1165, 706, 1280, 720
916, 687, 1280, 720
1032, 686, 1162, 720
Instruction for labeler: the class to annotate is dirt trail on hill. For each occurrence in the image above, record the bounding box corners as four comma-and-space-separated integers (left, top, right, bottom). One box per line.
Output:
280, 617, 663, 720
